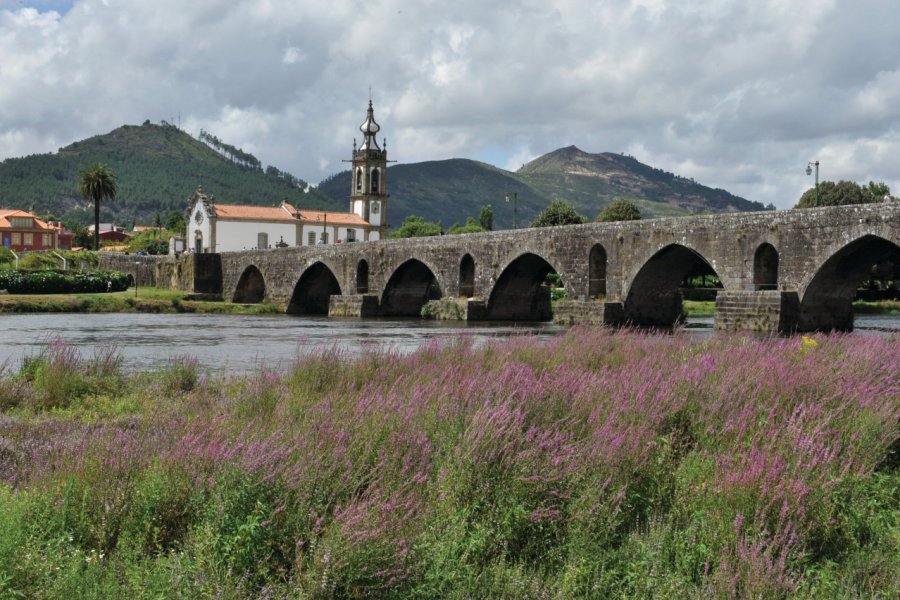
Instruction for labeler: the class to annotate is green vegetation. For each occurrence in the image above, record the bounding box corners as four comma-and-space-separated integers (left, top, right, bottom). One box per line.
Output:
0, 270, 129, 294
79, 163, 118, 250
596, 197, 642, 222
0, 249, 98, 271
446, 217, 486, 235
0, 287, 281, 314
530, 200, 587, 227
0, 331, 896, 597
389, 214, 443, 238
479, 204, 493, 231
796, 180, 891, 208
0, 123, 335, 228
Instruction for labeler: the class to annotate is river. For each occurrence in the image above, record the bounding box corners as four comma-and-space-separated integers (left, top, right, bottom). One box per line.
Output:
0, 313, 897, 374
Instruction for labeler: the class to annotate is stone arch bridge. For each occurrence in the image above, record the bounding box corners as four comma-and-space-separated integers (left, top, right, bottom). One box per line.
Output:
108, 204, 900, 333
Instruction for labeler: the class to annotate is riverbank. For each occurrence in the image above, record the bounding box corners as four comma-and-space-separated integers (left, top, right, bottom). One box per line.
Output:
0, 290, 898, 318
0, 287, 281, 315
0, 329, 896, 598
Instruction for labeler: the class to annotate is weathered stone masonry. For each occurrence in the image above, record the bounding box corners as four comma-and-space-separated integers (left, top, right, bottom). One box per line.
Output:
103, 204, 900, 333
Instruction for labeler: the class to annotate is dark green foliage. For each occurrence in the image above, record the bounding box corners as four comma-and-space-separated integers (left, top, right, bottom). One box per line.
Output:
479, 204, 493, 231
389, 215, 443, 238
597, 197, 642, 222
0, 269, 129, 294
447, 217, 486, 235
530, 200, 587, 227
0, 123, 335, 228
796, 180, 891, 208
163, 210, 186, 233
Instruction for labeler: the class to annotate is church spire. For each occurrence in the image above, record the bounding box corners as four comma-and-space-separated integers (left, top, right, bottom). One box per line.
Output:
358, 100, 381, 150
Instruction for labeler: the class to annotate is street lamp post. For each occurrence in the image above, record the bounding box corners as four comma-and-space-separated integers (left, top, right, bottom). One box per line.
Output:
806, 160, 820, 205
134, 261, 139, 298
505, 192, 518, 229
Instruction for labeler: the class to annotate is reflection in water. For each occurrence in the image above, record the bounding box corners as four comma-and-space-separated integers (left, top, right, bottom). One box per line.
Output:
0, 312, 896, 374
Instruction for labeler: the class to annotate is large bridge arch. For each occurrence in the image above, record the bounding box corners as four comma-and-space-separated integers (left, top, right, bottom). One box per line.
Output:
798, 234, 900, 331
624, 243, 722, 327
380, 259, 443, 317
486, 252, 561, 321
232, 264, 266, 303
287, 262, 342, 315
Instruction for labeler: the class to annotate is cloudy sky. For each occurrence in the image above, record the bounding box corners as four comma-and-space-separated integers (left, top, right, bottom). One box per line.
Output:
1, 0, 899, 208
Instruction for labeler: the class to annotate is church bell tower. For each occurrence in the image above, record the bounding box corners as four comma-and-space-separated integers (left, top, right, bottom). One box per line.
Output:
349, 100, 388, 240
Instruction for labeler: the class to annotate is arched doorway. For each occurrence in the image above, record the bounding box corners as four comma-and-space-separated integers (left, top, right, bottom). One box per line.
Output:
459, 254, 475, 297
589, 244, 607, 298
356, 260, 369, 294
625, 244, 721, 327
287, 263, 341, 315
381, 259, 442, 316
232, 265, 266, 303
485, 253, 558, 321
753, 243, 779, 290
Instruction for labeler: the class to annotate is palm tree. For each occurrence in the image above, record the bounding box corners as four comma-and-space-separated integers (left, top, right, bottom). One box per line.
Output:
79, 164, 118, 250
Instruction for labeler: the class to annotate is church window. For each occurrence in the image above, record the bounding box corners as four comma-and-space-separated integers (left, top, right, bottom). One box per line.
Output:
356, 168, 363, 192
371, 168, 380, 193
307, 231, 316, 246
347, 228, 356, 242
257, 232, 268, 250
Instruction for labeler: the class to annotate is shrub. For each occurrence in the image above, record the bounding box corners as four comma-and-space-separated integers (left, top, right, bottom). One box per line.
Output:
0, 269, 129, 294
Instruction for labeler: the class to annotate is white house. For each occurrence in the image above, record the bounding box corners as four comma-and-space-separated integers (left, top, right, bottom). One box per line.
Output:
185, 101, 391, 253
185, 187, 376, 253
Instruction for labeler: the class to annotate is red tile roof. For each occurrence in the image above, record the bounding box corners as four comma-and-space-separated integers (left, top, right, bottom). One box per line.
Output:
213, 204, 298, 221
210, 202, 371, 227
0, 209, 54, 230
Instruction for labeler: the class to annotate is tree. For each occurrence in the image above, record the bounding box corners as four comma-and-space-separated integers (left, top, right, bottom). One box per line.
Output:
479, 204, 493, 231
447, 217, 486, 235
596, 198, 642, 222
164, 210, 186, 233
79, 163, 118, 250
388, 215, 443, 238
863, 181, 891, 203
531, 200, 586, 228
796, 180, 883, 208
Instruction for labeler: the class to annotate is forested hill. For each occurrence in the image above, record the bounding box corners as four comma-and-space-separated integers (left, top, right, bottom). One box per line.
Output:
0, 122, 336, 226
319, 146, 767, 230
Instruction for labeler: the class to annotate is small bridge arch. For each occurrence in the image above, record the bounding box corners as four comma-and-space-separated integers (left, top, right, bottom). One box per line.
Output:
287, 262, 342, 315
232, 264, 266, 303
381, 258, 443, 316
625, 243, 721, 327
486, 252, 561, 321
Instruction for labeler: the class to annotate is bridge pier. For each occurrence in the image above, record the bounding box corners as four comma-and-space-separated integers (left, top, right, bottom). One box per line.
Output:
328, 294, 381, 318
553, 300, 625, 326
714, 291, 800, 333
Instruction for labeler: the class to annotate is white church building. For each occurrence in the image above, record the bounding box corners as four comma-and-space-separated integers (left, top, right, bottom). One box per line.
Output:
186, 100, 389, 253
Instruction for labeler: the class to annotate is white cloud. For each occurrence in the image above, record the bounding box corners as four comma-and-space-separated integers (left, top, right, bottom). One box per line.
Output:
0, 0, 898, 208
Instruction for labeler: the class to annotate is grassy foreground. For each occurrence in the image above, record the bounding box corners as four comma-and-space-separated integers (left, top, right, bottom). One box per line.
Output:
0, 329, 897, 598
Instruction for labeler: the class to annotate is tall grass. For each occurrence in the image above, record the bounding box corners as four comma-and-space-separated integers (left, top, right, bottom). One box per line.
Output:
0, 329, 897, 598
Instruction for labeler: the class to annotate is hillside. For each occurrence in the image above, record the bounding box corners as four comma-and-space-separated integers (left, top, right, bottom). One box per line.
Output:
0, 123, 337, 226
319, 146, 766, 230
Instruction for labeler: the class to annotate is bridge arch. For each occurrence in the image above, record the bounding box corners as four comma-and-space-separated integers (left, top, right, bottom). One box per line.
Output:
589, 244, 607, 298
287, 262, 342, 315
381, 259, 443, 316
459, 254, 475, 297
624, 244, 721, 327
798, 234, 900, 331
232, 264, 266, 303
753, 243, 779, 290
486, 252, 559, 321
356, 260, 369, 294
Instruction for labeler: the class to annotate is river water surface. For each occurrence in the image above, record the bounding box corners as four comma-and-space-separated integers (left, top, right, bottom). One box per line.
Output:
0, 313, 897, 374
